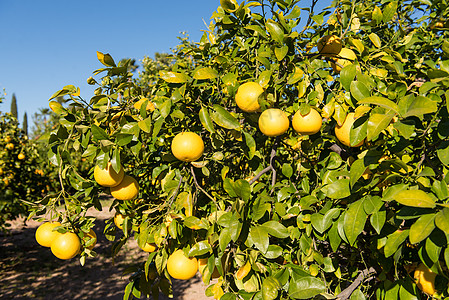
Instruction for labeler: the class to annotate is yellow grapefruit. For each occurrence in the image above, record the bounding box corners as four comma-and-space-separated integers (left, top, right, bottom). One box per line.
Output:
235, 82, 263, 112
258, 108, 289, 137
110, 175, 139, 200
94, 162, 124, 187
292, 108, 322, 135
171, 132, 204, 162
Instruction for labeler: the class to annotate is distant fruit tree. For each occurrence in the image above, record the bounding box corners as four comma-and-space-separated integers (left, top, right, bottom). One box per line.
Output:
30, 0, 449, 299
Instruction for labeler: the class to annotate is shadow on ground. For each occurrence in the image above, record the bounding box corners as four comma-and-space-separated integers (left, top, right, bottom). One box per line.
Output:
0, 208, 211, 300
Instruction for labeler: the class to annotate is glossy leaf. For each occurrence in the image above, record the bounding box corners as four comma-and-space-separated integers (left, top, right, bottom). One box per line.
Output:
211, 105, 240, 130
193, 67, 218, 80
358, 96, 399, 114
199, 107, 215, 133
344, 199, 367, 246
393, 190, 436, 208
384, 229, 409, 257
409, 214, 436, 244
288, 277, 326, 299
159, 71, 189, 83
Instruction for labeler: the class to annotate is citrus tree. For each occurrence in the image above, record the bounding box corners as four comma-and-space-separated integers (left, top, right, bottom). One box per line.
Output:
31, 0, 449, 299
0, 104, 55, 232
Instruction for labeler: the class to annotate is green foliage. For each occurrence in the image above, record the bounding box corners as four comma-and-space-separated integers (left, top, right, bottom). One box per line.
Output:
35, 0, 449, 299
0, 112, 55, 232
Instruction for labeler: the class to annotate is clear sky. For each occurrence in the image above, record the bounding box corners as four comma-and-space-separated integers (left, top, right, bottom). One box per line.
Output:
0, 0, 330, 124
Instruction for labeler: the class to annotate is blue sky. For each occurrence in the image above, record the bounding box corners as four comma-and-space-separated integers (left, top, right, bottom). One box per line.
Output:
0, 0, 331, 124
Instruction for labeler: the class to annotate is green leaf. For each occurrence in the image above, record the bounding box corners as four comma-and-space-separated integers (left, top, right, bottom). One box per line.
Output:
188, 240, 212, 256
401, 96, 438, 118
199, 107, 215, 133
384, 229, 409, 257
350, 159, 367, 187
193, 67, 218, 80
310, 208, 340, 234
262, 277, 280, 300
369, 32, 382, 47
350, 81, 370, 102
409, 214, 436, 244
350, 289, 366, 300
243, 131, 256, 159
91, 124, 109, 141
437, 142, 449, 165
137, 117, 152, 133
287, 66, 304, 85
370, 208, 386, 234
261, 221, 289, 239
321, 179, 351, 199
358, 96, 399, 114
159, 70, 190, 83
184, 216, 209, 230
245, 25, 268, 38
285, 5, 301, 19
367, 111, 395, 141
288, 277, 326, 299
234, 179, 251, 201
435, 208, 449, 233
266, 19, 284, 44
393, 190, 436, 208
247, 226, 269, 253
211, 105, 240, 130
275, 45, 289, 61
340, 64, 357, 91
344, 199, 367, 246
263, 245, 283, 259
97, 51, 116, 67
383, 2, 398, 22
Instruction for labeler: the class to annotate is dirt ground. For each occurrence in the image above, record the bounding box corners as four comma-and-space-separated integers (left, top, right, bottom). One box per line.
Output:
0, 205, 213, 300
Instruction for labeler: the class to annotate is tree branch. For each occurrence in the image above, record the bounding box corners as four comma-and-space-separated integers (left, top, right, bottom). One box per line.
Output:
336, 267, 377, 300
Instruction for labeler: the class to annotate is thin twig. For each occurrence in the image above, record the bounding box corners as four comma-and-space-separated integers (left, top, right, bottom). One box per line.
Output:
336, 267, 377, 300
190, 165, 218, 206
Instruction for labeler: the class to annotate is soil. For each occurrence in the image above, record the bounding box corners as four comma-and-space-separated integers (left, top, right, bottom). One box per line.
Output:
0, 205, 213, 300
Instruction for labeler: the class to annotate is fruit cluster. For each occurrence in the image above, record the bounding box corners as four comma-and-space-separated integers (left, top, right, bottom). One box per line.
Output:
35, 222, 96, 260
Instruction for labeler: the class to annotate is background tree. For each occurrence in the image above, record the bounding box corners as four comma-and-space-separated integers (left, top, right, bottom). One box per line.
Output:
22, 112, 28, 136
10, 93, 17, 119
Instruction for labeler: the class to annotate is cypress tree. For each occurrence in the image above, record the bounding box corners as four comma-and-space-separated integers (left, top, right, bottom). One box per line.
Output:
10, 93, 18, 119
23, 112, 28, 136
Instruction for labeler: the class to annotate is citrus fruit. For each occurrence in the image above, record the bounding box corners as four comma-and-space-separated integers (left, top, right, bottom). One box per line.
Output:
140, 242, 157, 253
35, 221, 62, 247
82, 229, 97, 250
17, 153, 25, 160
414, 263, 437, 296
110, 175, 139, 200
292, 108, 322, 135
5, 143, 14, 150
334, 112, 364, 147
166, 249, 198, 280
171, 132, 204, 162
331, 48, 357, 73
235, 82, 263, 112
94, 162, 124, 187
258, 108, 289, 136
317, 34, 342, 57
134, 97, 155, 111
4, 136, 12, 143
114, 212, 126, 229
50, 232, 81, 260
